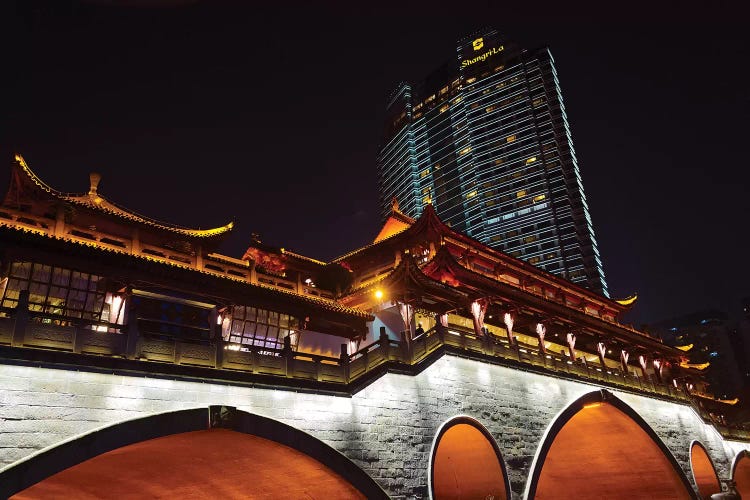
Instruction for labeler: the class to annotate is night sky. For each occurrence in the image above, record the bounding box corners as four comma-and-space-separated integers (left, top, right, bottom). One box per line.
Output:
2, 1, 748, 327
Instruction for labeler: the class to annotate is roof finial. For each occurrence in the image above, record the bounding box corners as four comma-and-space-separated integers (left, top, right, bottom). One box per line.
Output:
89, 172, 101, 197
391, 196, 400, 212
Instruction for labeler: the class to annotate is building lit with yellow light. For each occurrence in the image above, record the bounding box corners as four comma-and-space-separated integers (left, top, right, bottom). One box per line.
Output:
0, 154, 747, 499
378, 29, 608, 296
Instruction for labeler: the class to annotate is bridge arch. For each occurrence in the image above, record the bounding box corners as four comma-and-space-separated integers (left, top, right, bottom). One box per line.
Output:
428, 415, 510, 500
0, 405, 387, 499
524, 390, 696, 500
689, 440, 721, 498
731, 450, 750, 498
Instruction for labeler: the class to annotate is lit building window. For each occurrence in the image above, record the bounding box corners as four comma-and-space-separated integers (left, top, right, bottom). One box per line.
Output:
526, 157, 537, 164
440, 104, 450, 113
533, 194, 546, 202
466, 77, 476, 84
0, 261, 117, 325
516, 190, 526, 198
228, 306, 297, 351
420, 168, 431, 178
466, 190, 477, 199
459, 146, 472, 156
506, 135, 516, 143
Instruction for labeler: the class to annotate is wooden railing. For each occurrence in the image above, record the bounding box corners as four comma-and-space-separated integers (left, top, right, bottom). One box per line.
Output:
1, 298, 748, 441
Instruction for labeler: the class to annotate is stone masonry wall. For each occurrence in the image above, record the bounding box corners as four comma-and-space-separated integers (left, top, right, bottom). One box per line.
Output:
1, 356, 748, 498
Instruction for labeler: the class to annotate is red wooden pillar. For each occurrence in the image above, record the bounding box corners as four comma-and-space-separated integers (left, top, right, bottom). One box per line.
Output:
470, 300, 487, 337
620, 350, 630, 374
503, 312, 515, 345
596, 341, 607, 368
535, 323, 546, 354
566, 333, 576, 362
638, 355, 649, 379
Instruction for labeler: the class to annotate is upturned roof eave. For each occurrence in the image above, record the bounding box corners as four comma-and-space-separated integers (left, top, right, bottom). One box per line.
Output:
8, 154, 234, 240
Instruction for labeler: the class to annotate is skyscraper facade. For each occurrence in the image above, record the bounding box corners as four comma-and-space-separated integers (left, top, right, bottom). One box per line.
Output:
377, 29, 608, 296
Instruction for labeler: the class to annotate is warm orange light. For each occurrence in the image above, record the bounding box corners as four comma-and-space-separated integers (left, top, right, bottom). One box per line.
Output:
374, 290, 383, 300
582, 402, 603, 409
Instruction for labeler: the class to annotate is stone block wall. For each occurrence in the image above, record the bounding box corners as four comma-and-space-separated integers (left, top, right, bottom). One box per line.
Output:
1, 355, 747, 498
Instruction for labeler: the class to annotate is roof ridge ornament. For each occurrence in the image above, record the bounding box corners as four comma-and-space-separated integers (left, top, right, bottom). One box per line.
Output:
88, 172, 101, 197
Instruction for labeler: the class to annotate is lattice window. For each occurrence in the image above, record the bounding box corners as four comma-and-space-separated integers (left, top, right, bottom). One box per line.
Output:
0, 261, 115, 324
226, 305, 297, 351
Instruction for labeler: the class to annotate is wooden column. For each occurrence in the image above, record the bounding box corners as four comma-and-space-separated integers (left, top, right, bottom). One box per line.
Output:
596, 341, 607, 368
131, 227, 141, 254
195, 244, 204, 271
535, 322, 547, 354
11, 289, 29, 347
54, 205, 66, 237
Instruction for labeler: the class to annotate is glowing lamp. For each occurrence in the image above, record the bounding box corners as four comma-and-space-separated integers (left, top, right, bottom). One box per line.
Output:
374, 289, 383, 300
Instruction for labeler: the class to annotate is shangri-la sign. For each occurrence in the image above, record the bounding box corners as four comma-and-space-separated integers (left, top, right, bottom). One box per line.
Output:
461, 43, 505, 68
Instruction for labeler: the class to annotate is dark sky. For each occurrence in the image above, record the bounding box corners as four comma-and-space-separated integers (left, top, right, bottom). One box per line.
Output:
2, 0, 748, 327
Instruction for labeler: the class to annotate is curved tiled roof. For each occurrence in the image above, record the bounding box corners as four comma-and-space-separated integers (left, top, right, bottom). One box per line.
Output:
332, 209, 414, 263
12, 154, 234, 239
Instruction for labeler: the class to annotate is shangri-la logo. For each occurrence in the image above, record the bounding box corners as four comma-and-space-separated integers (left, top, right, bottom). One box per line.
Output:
472, 37, 484, 51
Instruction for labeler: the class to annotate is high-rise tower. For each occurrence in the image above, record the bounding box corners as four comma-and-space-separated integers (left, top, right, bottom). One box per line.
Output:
377, 29, 608, 296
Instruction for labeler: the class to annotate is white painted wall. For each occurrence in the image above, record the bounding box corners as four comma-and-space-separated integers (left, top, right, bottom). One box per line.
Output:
1, 355, 747, 498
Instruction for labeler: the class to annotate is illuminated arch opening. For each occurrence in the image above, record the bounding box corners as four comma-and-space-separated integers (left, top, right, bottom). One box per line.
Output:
525, 390, 695, 500
690, 441, 721, 498
731, 450, 750, 499
12, 429, 364, 499
0, 406, 387, 499
429, 416, 510, 500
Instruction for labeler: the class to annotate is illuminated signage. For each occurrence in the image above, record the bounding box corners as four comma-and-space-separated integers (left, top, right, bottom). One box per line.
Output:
461, 45, 505, 68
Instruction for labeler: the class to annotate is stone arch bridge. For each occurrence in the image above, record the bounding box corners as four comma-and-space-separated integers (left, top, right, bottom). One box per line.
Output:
2, 352, 750, 499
